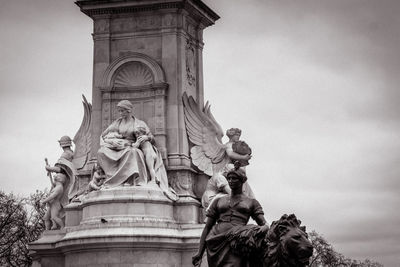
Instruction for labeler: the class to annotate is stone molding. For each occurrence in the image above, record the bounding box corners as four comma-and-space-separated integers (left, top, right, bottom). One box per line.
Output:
76, 0, 220, 28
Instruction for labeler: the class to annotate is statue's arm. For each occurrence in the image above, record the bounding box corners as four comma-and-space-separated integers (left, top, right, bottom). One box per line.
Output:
144, 122, 154, 142
254, 214, 267, 226
137, 121, 155, 143
42, 185, 62, 204
45, 165, 62, 173
225, 145, 251, 161
252, 199, 269, 227
222, 184, 231, 194
216, 176, 231, 195
250, 200, 270, 237
192, 217, 216, 265
101, 120, 118, 138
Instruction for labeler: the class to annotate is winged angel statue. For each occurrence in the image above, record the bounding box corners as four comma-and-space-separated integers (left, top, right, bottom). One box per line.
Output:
182, 92, 254, 210
43, 95, 92, 229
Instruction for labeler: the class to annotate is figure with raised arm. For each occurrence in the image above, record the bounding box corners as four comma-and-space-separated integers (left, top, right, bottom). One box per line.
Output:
44, 136, 78, 203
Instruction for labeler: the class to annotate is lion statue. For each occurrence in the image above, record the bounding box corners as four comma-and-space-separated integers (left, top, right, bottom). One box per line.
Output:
226, 214, 313, 267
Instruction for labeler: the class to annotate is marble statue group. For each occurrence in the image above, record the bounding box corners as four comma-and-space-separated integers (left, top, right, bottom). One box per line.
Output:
43, 98, 178, 228
35, 1, 312, 265
41, 94, 313, 266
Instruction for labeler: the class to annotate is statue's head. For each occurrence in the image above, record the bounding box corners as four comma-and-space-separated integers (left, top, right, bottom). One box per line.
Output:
117, 100, 133, 119
265, 214, 313, 267
223, 161, 247, 188
134, 126, 147, 137
226, 128, 242, 141
55, 173, 67, 184
58, 136, 72, 148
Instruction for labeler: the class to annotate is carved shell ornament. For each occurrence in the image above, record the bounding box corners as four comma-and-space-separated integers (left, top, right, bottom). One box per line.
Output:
113, 62, 154, 87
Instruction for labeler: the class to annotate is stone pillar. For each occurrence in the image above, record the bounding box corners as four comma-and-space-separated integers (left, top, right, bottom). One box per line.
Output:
76, 0, 219, 198
78, 0, 218, 160
29, 2, 219, 266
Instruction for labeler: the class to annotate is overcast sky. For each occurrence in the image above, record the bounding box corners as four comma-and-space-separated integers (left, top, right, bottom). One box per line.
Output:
1, 0, 399, 266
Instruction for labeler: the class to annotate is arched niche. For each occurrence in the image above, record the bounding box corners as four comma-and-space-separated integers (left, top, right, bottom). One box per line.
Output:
100, 52, 166, 87
99, 53, 168, 159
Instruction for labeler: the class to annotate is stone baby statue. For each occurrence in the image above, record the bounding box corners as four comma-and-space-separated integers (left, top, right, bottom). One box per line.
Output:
133, 126, 160, 185
69, 165, 106, 203
42, 173, 67, 230
88, 164, 106, 191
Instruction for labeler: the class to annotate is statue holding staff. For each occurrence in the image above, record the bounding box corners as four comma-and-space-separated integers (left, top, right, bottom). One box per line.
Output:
42, 159, 67, 230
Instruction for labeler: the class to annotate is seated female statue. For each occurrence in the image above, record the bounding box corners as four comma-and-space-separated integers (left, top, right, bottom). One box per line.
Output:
97, 100, 177, 200
192, 162, 269, 267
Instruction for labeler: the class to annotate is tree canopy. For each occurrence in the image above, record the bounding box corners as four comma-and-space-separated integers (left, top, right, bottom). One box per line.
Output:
309, 230, 383, 267
0, 190, 46, 267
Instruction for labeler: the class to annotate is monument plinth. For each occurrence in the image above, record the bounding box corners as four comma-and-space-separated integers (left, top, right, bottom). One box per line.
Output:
30, 0, 218, 266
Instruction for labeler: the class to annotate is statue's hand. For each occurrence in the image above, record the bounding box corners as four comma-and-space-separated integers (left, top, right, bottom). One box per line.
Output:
45, 166, 51, 172
243, 153, 252, 161
257, 224, 270, 238
192, 253, 202, 266
115, 139, 125, 146
131, 141, 140, 149
137, 135, 149, 144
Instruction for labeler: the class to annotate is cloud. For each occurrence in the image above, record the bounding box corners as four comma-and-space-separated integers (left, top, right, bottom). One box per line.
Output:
202, 1, 400, 265
1, 0, 399, 266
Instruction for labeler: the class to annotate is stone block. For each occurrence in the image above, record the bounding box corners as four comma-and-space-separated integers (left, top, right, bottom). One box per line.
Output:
64, 202, 82, 227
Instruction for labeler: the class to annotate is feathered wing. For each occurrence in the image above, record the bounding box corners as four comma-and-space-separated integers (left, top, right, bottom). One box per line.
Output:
72, 95, 92, 170
182, 92, 229, 176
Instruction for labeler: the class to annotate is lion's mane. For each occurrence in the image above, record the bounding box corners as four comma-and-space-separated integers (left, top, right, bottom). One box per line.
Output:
226, 214, 312, 267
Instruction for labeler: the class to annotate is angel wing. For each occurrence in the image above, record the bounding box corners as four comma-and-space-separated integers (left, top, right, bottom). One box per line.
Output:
72, 94, 92, 170
182, 92, 230, 176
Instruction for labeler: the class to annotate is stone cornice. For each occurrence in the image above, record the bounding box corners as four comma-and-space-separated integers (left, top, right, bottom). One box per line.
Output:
75, 0, 219, 27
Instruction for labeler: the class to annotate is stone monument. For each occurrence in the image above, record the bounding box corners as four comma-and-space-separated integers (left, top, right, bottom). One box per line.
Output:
29, 1, 314, 266
29, 0, 219, 266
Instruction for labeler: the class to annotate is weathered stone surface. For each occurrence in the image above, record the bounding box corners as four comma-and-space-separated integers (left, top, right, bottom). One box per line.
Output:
31, 187, 205, 266
77, 0, 219, 169
31, 0, 219, 266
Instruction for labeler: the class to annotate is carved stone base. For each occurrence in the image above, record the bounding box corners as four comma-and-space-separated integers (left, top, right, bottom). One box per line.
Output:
30, 186, 205, 267
168, 167, 200, 198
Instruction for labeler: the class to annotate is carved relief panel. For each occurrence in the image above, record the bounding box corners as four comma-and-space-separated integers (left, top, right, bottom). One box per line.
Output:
186, 39, 196, 88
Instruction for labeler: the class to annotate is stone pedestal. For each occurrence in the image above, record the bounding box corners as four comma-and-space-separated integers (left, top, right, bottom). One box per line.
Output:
30, 186, 207, 267
30, 1, 219, 266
